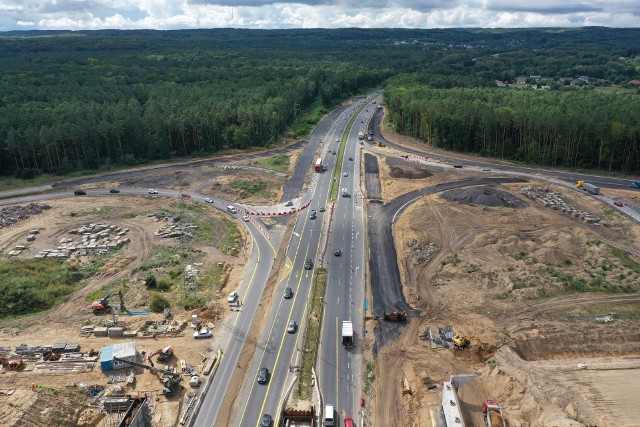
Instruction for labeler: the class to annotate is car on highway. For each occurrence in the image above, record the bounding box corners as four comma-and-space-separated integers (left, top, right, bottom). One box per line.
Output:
334, 249, 342, 257
343, 172, 348, 177
319, 207, 325, 212
284, 287, 293, 299
227, 291, 239, 303
242, 215, 250, 222
332, 151, 337, 155
109, 189, 120, 193
74, 190, 86, 196
335, 138, 339, 142
259, 414, 273, 427
614, 201, 624, 207
343, 416, 354, 427
304, 259, 314, 270
287, 320, 297, 334
348, 157, 353, 161
284, 200, 293, 207
453, 163, 463, 168
257, 367, 269, 384
148, 189, 158, 194
309, 210, 317, 219
193, 327, 213, 339
204, 198, 213, 203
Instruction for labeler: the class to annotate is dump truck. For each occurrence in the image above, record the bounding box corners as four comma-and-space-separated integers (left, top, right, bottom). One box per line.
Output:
383, 311, 408, 321
342, 321, 353, 348
576, 181, 600, 195
483, 400, 506, 427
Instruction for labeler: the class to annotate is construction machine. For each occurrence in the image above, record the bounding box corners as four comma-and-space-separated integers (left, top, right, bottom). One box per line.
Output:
452, 335, 481, 350
383, 311, 408, 321
483, 400, 506, 427
142, 346, 174, 366
92, 291, 125, 315
113, 356, 181, 395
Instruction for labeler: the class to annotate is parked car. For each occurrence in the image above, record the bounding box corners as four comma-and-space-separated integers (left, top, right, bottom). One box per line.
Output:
74, 190, 86, 196
257, 367, 269, 384
284, 200, 294, 207
148, 189, 158, 194
109, 189, 120, 193
309, 210, 317, 219
284, 287, 293, 299
227, 291, 239, 303
259, 414, 273, 427
204, 198, 213, 203
614, 201, 624, 207
287, 320, 297, 334
193, 327, 213, 339
304, 259, 314, 270
334, 249, 342, 257
242, 215, 250, 222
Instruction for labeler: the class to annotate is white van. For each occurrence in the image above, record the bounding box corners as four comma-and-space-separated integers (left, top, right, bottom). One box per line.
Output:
324, 404, 335, 427
341, 188, 350, 198
226, 205, 237, 214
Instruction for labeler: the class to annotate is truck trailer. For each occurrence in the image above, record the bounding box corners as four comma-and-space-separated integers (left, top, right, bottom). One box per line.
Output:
315, 158, 323, 173
342, 321, 353, 348
576, 181, 600, 195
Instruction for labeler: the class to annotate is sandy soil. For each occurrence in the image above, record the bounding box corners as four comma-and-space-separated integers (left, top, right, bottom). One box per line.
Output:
368, 147, 640, 427
0, 195, 250, 426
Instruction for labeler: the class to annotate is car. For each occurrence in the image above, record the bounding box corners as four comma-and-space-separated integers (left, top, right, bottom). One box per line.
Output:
193, 327, 213, 339
181, 193, 191, 198
204, 198, 213, 203
319, 207, 325, 212
482, 167, 492, 171
453, 163, 463, 168
109, 189, 120, 193
614, 201, 624, 207
304, 258, 313, 270
284, 201, 294, 207
361, 120, 363, 123
309, 210, 317, 219
334, 249, 342, 256
343, 172, 348, 177
287, 320, 297, 334
148, 189, 158, 194
284, 287, 293, 299
227, 291, 239, 303
332, 151, 337, 155
335, 138, 339, 142
259, 414, 273, 427
348, 157, 353, 161
257, 367, 269, 384
242, 215, 250, 222
74, 190, 86, 196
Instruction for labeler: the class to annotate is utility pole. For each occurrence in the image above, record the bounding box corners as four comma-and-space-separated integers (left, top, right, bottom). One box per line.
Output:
292, 102, 300, 119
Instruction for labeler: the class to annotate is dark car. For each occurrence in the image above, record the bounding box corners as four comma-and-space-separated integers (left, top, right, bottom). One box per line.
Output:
259, 414, 273, 427
319, 207, 325, 212
614, 201, 624, 207
304, 259, 313, 270
284, 287, 293, 299
109, 189, 120, 193
309, 209, 317, 219
348, 157, 353, 161
257, 367, 269, 384
74, 190, 86, 196
334, 249, 342, 257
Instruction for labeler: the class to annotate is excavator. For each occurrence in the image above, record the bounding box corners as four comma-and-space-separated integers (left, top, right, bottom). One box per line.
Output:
92, 291, 125, 315
141, 346, 174, 367
113, 356, 181, 395
452, 335, 482, 350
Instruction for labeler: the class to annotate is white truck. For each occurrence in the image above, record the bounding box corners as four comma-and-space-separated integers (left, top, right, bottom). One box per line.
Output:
358, 131, 364, 140
342, 321, 353, 348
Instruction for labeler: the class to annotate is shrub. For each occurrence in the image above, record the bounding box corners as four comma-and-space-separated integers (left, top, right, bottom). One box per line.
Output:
150, 293, 171, 313
144, 274, 157, 288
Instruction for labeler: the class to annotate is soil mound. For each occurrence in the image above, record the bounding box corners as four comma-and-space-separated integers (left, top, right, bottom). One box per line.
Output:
440, 186, 527, 208
386, 157, 432, 179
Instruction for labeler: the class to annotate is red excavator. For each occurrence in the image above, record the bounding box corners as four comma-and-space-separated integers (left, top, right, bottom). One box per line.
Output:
383, 311, 408, 321
91, 291, 125, 315
141, 346, 174, 367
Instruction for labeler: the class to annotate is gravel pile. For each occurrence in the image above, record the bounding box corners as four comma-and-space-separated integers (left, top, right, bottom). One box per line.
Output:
440, 186, 527, 208
407, 239, 438, 265
0, 203, 51, 228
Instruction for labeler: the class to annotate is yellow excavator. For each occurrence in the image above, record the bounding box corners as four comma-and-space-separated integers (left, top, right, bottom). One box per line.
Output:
452, 335, 481, 350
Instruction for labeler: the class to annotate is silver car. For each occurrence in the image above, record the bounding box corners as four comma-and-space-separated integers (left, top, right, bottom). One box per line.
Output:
287, 321, 297, 334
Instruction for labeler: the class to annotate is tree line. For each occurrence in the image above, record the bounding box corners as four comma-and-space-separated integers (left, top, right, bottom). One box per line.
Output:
384, 75, 640, 174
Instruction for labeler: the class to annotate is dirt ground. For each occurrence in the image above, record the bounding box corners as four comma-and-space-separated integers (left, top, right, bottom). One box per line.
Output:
0, 195, 250, 427
368, 124, 640, 427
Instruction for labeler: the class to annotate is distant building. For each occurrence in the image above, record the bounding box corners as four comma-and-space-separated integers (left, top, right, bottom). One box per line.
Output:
629, 79, 640, 86
100, 342, 137, 372
495, 80, 507, 88
516, 76, 527, 84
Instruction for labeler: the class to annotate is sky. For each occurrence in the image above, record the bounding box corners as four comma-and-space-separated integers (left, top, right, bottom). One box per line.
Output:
1, 0, 639, 31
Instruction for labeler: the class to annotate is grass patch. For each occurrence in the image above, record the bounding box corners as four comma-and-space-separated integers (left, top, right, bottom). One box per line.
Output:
69, 206, 121, 217
258, 153, 290, 172
363, 361, 375, 396
298, 268, 328, 400
441, 254, 461, 266
610, 246, 640, 273
329, 102, 367, 201
0, 258, 102, 318
220, 219, 242, 256
287, 102, 330, 139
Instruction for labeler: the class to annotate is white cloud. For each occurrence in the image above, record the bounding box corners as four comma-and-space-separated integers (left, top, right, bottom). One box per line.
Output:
1, 0, 640, 30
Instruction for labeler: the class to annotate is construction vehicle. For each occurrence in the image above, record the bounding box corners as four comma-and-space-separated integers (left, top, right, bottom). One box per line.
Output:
141, 346, 174, 366
576, 181, 600, 195
631, 181, 640, 189
1, 357, 25, 370
342, 321, 353, 348
483, 400, 506, 427
383, 311, 408, 321
113, 356, 181, 395
92, 291, 125, 315
452, 335, 481, 350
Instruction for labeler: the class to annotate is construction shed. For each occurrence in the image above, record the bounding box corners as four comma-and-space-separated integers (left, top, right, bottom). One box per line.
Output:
101, 342, 137, 372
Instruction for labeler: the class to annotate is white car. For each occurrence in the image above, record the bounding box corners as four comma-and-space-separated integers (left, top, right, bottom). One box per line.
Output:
204, 198, 213, 203
343, 172, 348, 177
227, 291, 239, 303
242, 215, 250, 222
148, 189, 158, 194
193, 327, 213, 339
482, 167, 492, 171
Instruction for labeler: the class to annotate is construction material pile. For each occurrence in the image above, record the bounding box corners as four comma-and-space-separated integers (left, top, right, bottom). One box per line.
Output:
33, 223, 130, 259
407, 239, 438, 265
520, 187, 602, 224
0, 203, 50, 228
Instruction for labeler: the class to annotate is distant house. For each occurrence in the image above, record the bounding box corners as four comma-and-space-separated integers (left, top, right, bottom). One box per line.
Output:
629, 79, 640, 86
516, 76, 527, 84
100, 342, 137, 372
495, 80, 507, 88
